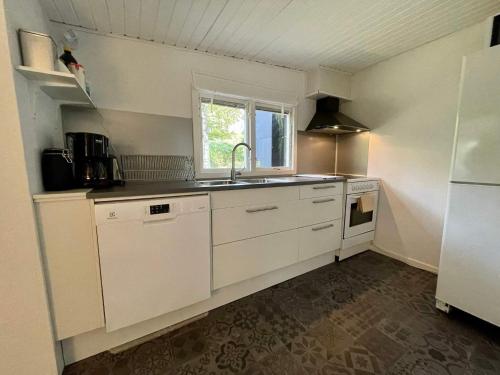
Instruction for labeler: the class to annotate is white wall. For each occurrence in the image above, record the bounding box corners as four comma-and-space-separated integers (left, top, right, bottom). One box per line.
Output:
6, 0, 64, 194
0, 0, 60, 374
50, 25, 315, 131
62, 108, 193, 157
342, 22, 487, 270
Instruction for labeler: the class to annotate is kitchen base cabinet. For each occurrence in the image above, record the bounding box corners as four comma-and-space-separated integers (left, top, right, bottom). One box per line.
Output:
211, 186, 299, 209
58, 183, 345, 364
212, 200, 299, 245
299, 219, 342, 261
299, 196, 342, 226
34, 192, 105, 340
299, 182, 342, 199
212, 184, 343, 289
213, 230, 299, 289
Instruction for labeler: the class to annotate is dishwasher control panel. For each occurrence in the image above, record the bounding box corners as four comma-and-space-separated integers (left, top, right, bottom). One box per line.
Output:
95, 195, 210, 225
149, 204, 169, 215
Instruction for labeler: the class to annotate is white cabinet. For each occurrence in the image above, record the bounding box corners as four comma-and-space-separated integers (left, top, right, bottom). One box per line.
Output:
299, 196, 342, 227
299, 220, 342, 261
305, 66, 352, 100
34, 192, 104, 340
211, 183, 344, 289
213, 230, 299, 289
212, 200, 299, 245
297, 183, 343, 261
299, 182, 343, 199
211, 186, 299, 209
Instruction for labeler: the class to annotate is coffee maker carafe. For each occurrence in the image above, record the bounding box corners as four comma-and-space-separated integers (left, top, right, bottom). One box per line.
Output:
66, 132, 111, 187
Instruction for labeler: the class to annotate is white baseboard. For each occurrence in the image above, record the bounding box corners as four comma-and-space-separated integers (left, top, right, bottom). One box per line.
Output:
369, 244, 439, 274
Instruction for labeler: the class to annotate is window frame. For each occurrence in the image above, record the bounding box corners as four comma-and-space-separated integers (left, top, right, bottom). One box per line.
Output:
192, 89, 296, 179
253, 102, 294, 173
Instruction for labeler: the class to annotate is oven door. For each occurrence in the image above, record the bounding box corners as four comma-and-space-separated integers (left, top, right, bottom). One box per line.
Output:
344, 191, 378, 238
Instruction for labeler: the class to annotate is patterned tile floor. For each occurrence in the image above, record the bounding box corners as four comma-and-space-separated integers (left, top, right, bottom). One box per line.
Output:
64, 251, 500, 375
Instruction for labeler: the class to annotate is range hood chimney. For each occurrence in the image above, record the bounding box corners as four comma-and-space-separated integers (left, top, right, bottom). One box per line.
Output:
305, 97, 370, 134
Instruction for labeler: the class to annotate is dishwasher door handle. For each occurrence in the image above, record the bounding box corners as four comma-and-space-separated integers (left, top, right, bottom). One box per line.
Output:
143, 216, 178, 225
246, 205, 279, 213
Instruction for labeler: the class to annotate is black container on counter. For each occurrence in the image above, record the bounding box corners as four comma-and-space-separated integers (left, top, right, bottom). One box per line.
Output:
66, 132, 109, 159
41, 148, 75, 191
66, 132, 114, 188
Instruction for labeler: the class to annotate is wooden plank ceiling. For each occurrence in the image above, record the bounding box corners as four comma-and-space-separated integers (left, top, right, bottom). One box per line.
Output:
41, 0, 500, 72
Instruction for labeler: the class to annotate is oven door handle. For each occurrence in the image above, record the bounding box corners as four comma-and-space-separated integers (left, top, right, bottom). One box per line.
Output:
349, 195, 363, 199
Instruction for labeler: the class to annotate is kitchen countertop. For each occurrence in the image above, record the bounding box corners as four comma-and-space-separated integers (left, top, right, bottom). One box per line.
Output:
87, 175, 346, 200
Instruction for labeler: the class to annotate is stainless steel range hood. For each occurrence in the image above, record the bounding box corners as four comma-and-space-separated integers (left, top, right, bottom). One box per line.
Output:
305, 97, 370, 134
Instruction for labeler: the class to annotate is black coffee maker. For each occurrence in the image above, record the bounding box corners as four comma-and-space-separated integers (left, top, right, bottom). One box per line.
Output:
66, 132, 112, 188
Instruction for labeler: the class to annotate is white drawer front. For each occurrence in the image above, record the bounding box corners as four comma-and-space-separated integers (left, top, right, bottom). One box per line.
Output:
299, 196, 343, 227
212, 200, 299, 245
299, 182, 343, 199
299, 220, 342, 261
213, 229, 299, 289
211, 186, 299, 209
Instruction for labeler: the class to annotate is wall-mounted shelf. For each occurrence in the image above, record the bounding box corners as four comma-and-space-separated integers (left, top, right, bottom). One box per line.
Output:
15, 65, 95, 108
306, 90, 338, 100
305, 90, 351, 101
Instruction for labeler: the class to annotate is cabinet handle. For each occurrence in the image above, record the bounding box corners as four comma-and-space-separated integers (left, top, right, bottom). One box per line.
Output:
246, 205, 279, 213
313, 185, 336, 190
312, 223, 334, 231
312, 198, 335, 204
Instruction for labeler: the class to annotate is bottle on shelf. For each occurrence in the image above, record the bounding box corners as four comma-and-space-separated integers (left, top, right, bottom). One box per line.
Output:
59, 48, 78, 67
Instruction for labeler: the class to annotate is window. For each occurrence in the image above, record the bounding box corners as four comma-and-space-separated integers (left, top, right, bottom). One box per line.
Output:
193, 92, 295, 178
200, 98, 247, 170
255, 105, 291, 169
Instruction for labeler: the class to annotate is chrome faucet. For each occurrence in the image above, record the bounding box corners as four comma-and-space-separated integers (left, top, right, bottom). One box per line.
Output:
231, 142, 252, 181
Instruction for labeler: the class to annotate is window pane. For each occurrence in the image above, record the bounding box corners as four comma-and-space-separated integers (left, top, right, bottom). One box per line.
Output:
201, 99, 247, 169
255, 108, 290, 168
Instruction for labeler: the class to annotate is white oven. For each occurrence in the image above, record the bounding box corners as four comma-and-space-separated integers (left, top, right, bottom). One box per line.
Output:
344, 190, 379, 238
343, 179, 379, 238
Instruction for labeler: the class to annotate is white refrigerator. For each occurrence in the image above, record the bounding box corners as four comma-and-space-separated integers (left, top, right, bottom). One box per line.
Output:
436, 45, 500, 327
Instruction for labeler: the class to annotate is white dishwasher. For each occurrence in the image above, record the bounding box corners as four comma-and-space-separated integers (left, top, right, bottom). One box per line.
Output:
95, 194, 211, 332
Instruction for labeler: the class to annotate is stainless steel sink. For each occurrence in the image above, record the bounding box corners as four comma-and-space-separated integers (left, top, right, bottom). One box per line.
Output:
197, 177, 290, 186
237, 178, 287, 184
196, 180, 249, 186
194, 177, 289, 186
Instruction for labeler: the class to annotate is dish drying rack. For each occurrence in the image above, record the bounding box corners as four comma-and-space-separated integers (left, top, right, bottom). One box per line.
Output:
120, 155, 195, 181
